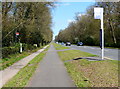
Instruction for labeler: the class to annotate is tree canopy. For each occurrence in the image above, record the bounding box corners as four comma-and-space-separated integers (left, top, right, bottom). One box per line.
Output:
55, 2, 120, 47
2, 2, 54, 47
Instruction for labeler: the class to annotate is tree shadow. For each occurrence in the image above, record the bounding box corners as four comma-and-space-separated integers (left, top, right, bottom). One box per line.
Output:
73, 57, 102, 61
64, 57, 102, 63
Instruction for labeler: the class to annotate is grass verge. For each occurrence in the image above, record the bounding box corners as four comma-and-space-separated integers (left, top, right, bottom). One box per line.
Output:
0, 45, 46, 70
52, 43, 70, 50
2, 46, 49, 88
57, 49, 118, 87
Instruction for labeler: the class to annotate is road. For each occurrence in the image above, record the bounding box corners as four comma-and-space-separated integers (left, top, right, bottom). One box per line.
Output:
66, 45, 119, 60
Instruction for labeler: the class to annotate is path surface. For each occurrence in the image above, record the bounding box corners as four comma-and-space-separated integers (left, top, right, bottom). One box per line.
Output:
27, 44, 75, 87
0, 45, 48, 88
68, 45, 119, 60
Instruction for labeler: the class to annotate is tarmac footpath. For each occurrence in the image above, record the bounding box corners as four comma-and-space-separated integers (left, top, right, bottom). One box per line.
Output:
0, 45, 49, 88
27, 44, 75, 87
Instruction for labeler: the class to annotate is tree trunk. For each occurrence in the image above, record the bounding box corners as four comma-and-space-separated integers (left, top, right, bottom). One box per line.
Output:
109, 19, 117, 44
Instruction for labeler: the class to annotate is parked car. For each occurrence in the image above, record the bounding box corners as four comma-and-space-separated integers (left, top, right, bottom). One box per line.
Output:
66, 42, 71, 46
61, 42, 64, 45
56, 42, 58, 44
77, 42, 83, 46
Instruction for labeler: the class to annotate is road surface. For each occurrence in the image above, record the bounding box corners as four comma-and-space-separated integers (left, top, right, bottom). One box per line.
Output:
27, 44, 75, 87
67, 45, 119, 60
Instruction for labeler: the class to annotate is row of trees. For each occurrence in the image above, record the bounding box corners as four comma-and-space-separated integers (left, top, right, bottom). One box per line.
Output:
2, 2, 53, 47
55, 2, 120, 47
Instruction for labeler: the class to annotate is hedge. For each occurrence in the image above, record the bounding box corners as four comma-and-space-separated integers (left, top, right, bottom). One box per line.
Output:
2, 43, 37, 58
2, 47, 19, 58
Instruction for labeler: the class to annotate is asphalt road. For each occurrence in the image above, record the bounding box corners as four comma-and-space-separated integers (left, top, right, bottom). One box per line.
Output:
27, 44, 75, 87
67, 45, 119, 60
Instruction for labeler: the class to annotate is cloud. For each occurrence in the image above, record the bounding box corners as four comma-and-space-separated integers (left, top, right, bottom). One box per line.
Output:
54, 3, 70, 7
54, 0, 95, 2
68, 20, 73, 23
78, 13, 82, 17
77, 13, 85, 17
68, 19, 76, 24
62, 3, 70, 6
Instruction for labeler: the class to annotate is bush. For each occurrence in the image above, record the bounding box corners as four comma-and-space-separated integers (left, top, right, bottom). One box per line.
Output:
2, 46, 19, 58
22, 44, 37, 51
2, 43, 38, 58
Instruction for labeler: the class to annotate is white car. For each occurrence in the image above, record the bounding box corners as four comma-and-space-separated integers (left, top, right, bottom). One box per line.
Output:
66, 42, 71, 46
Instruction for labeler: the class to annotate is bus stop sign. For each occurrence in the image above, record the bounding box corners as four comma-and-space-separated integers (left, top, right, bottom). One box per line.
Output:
16, 32, 19, 36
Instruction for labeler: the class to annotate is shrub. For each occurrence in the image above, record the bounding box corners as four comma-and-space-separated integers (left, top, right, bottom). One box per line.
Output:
2, 43, 37, 58
2, 46, 19, 58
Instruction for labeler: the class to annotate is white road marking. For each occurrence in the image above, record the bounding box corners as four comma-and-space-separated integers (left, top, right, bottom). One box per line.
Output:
104, 57, 112, 60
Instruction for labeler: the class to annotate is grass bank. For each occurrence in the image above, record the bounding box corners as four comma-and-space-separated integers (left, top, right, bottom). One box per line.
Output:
0, 46, 46, 70
3, 46, 49, 88
52, 43, 70, 50
54, 43, 118, 87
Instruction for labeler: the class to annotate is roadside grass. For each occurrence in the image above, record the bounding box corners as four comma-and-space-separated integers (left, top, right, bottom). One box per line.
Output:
0, 46, 46, 70
57, 50, 118, 87
3, 46, 49, 88
52, 43, 70, 50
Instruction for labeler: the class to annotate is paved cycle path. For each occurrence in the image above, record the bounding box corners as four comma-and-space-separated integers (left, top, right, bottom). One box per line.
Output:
28, 44, 75, 87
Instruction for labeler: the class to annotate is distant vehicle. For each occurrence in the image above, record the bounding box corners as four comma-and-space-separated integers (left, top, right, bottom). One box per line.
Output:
77, 42, 83, 46
66, 42, 71, 46
61, 42, 64, 45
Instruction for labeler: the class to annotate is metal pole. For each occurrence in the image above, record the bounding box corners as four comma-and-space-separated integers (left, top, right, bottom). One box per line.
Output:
20, 43, 22, 53
19, 37, 22, 53
101, 8, 104, 60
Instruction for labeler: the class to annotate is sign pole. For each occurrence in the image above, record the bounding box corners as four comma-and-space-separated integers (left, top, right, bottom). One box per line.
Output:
20, 43, 22, 53
94, 7, 104, 60
101, 9, 104, 60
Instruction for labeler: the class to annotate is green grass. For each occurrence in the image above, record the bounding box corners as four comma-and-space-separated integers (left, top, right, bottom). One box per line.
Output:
52, 43, 70, 50
3, 46, 49, 88
57, 49, 118, 87
1, 52, 31, 70
58, 50, 97, 61
0, 46, 46, 70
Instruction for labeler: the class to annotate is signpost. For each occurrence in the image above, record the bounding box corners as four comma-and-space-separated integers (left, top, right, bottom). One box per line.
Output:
16, 32, 22, 53
16, 32, 19, 36
20, 43, 22, 53
94, 7, 104, 60
100, 29, 102, 49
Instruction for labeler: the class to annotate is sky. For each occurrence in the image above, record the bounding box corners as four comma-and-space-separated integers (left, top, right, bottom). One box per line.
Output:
51, 2, 95, 39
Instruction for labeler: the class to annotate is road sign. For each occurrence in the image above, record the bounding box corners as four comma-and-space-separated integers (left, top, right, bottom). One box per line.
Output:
94, 7, 104, 60
94, 7, 103, 19
16, 32, 19, 36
